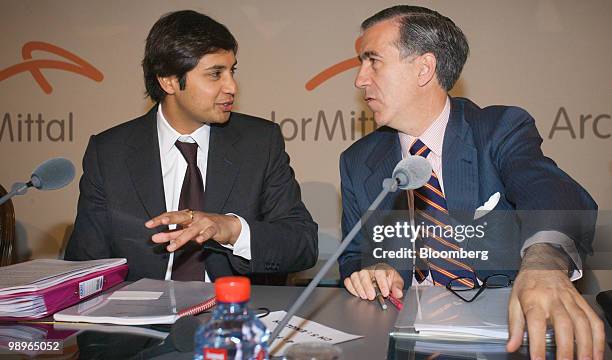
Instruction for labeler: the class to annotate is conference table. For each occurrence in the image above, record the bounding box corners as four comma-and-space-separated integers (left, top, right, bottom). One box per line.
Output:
1, 284, 611, 359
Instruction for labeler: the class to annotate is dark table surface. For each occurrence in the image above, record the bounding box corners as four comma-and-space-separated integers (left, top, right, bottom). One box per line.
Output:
1, 284, 611, 359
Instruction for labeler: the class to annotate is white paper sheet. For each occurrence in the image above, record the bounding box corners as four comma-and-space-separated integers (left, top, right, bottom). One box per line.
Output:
262, 311, 362, 356
108, 291, 163, 301
54, 279, 215, 325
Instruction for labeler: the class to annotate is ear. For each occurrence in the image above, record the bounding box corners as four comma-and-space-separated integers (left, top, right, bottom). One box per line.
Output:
157, 75, 179, 95
416, 53, 437, 87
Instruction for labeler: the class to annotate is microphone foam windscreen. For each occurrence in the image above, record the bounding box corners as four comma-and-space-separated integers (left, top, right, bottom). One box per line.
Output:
393, 156, 432, 190
30, 157, 75, 190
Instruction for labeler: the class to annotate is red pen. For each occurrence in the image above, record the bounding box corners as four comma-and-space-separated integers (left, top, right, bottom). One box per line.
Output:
388, 294, 403, 311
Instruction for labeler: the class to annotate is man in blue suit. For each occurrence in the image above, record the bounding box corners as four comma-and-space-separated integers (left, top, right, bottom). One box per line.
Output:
338, 5, 604, 360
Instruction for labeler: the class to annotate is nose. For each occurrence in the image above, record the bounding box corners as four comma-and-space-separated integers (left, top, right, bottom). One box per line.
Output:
223, 75, 237, 95
355, 62, 370, 89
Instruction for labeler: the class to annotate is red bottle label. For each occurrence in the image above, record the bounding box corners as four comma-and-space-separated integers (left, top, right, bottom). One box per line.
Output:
203, 347, 227, 360
256, 349, 265, 360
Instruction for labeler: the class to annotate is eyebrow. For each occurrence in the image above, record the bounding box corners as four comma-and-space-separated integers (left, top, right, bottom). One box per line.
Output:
359, 50, 380, 62
204, 61, 238, 71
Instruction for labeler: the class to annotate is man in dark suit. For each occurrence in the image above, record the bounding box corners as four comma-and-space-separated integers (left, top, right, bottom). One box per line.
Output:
65, 10, 318, 285
338, 6, 603, 359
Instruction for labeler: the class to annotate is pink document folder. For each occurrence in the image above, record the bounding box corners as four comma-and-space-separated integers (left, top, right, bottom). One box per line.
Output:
0, 264, 128, 321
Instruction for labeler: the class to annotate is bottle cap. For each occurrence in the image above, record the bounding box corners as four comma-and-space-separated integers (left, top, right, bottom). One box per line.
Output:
215, 276, 251, 303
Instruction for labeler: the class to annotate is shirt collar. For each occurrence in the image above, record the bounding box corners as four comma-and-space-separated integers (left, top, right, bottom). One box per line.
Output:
398, 97, 450, 157
156, 103, 210, 154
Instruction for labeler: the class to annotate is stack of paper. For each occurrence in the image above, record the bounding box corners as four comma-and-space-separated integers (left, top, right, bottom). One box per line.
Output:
393, 286, 555, 353
414, 340, 508, 354
54, 278, 216, 325
0, 258, 127, 319
412, 286, 511, 339
392, 286, 514, 342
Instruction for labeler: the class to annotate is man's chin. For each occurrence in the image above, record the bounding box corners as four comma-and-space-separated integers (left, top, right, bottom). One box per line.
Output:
372, 113, 389, 128
209, 113, 232, 124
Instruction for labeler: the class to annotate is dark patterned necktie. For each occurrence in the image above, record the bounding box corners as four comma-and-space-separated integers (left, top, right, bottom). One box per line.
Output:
410, 139, 477, 287
171, 140, 205, 281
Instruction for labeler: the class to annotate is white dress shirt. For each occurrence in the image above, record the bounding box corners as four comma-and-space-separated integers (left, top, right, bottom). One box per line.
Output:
398, 97, 581, 286
156, 104, 251, 281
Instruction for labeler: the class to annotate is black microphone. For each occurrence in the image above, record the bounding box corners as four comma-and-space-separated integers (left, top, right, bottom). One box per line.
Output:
171, 315, 204, 352
269, 156, 431, 341
0, 157, 75, 206
130, 316, 205, 359
158, 309, 267, 355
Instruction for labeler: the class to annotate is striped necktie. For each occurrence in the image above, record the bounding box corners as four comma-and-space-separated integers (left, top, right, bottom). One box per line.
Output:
410, 139, 476, 287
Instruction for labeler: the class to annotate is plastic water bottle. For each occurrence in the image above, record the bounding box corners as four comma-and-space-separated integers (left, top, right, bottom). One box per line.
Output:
194, 276, 270, 360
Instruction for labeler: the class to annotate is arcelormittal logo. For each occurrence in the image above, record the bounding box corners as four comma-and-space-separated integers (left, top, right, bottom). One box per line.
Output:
0, 41, 104, 94
305, 38, 361, 91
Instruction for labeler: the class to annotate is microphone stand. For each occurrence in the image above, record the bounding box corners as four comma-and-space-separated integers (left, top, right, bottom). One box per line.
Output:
0, 182, 31, 206
269, 178, 400, 341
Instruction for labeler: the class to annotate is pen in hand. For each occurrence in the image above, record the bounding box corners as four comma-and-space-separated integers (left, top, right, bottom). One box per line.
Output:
388, 294, 403, 311
373, 282, 387, 310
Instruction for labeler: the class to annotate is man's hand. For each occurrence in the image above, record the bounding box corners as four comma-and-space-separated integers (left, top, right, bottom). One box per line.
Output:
145, 210, 242, 252
343, 263, 404, 300
507, 243, 605, 360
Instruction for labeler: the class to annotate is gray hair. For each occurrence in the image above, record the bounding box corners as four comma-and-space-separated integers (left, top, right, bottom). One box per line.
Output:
361, 5, 469, 91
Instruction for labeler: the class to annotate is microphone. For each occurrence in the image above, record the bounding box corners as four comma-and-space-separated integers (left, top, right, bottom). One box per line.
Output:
0, 157, 75, 206
30, 157, 76, 190
141, 309, 268, 356
392, 156, 432, 190
130, 316, 204, 359
269, 156, 431, 341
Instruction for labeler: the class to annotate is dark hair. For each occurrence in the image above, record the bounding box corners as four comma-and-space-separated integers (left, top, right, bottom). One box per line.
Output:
142, 10, 238, 102
362, 5, 468, 91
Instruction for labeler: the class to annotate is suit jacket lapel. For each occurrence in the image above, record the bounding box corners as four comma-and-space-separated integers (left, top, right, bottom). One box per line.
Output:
364, 128, 406, 210
203, 121, 241, 214
442, 98, 479, 217
125, 107, 167, 218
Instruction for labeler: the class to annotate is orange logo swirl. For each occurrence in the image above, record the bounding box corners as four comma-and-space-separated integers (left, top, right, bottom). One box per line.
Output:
305, 37, 361, 91
0, 41, 104, 94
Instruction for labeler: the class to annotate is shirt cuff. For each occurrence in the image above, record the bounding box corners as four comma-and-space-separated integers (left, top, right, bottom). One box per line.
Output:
520, 230, 583, 281
221, 213, 252, 260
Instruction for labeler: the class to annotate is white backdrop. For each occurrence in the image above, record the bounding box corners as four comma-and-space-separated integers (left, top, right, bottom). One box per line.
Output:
1, 0, 610, 287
